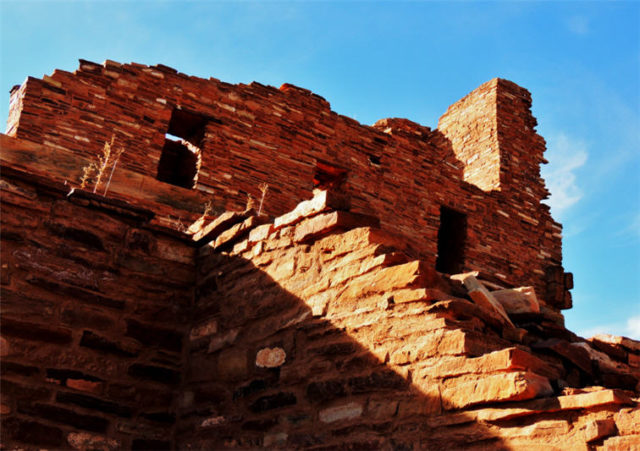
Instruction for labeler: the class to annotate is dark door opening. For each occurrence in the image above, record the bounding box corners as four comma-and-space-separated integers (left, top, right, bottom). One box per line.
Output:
157, 108, 207, 189
436, 206, 467, 274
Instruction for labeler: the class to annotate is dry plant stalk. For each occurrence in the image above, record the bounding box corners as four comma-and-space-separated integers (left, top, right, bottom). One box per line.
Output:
103, 145, 125, 196
78, 135, 125, 195
246, 193, 255, 211
258, 183, 269, 216
203, 201, 213, 217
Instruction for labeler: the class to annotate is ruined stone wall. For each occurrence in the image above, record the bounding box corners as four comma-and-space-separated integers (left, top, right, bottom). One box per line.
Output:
6, 60, 569, 308
0, 150, 638, 448
438, 79, 501, 191
0, 171, 195, 449
177, 191, 639, 449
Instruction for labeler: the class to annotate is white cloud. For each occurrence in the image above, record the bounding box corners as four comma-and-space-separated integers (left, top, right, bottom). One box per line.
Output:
626, 315, 640, 340
541, 133, 588, 217
578, 314, 640, 341
568, 15, 590, 35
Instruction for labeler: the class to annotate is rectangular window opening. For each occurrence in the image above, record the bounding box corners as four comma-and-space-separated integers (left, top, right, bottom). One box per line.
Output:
436, 206, 467, 274
157, 108, 207, 189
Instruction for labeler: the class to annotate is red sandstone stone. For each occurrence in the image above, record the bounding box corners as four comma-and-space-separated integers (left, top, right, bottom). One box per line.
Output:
66, 378, 103, 394
491, 286, 540, 314
601, 435, 640, 450
451, 272, 514, 327
583, 418, 616, 443
319, 402, 363, 423
255, 347, 286, 368
441, 371, 553, 409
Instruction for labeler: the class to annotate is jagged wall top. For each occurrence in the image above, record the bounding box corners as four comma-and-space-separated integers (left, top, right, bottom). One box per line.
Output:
5, 59, 569, 308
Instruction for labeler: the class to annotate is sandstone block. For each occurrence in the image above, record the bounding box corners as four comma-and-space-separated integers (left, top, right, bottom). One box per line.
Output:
248, 223, 273, 244
305, 289, 334, 316
417, 347, 561, 380
601, 435, 640, 450
214, 215, 268, 251
319, 402, 363, 423
614, 407, 640, 436
274, 189, 350, 230
340, 261, 443, 303
442, 371, 553, 409
192, 211, 246, 243
294, 211, 379, 243
491, 286, 540, 314
66, 378, 104, 394
388, 287, 450, 305
583, 418, 616, 443
515, 419, 570, 439
450, 272, 514, 327
556, 389, 633, 410
592, 333, 640, 354
534, 339, 593, 374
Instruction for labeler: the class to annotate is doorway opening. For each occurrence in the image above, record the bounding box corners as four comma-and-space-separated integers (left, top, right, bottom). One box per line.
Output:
436, 206, 467, 274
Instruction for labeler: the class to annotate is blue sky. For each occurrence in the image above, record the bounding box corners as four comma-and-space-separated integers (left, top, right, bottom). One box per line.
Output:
1, 1, 638, 339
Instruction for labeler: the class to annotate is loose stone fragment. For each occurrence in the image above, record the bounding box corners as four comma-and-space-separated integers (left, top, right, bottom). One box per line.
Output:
256, 347, 286, 368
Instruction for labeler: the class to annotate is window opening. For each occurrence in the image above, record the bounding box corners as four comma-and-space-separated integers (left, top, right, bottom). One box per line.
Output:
313, 161, 347, 190
157, 108, 207, 189
436, 206, 467, 274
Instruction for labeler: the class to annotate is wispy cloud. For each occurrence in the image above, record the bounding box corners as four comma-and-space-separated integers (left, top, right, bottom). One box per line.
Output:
568, 15, 590, 35
627, 315, 640, 339
542, 133, 588, 218
578, 314, 640, 341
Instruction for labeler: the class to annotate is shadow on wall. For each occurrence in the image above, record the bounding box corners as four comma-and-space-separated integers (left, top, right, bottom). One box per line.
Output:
179, 245, 512, 449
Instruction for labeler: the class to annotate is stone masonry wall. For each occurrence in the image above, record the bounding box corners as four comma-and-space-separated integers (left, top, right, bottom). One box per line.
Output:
5, 60, 570, 308
0, 147, 638, 448
438, 79, 501, 191
178, 190, 639, 449
1, 171, 195, 449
